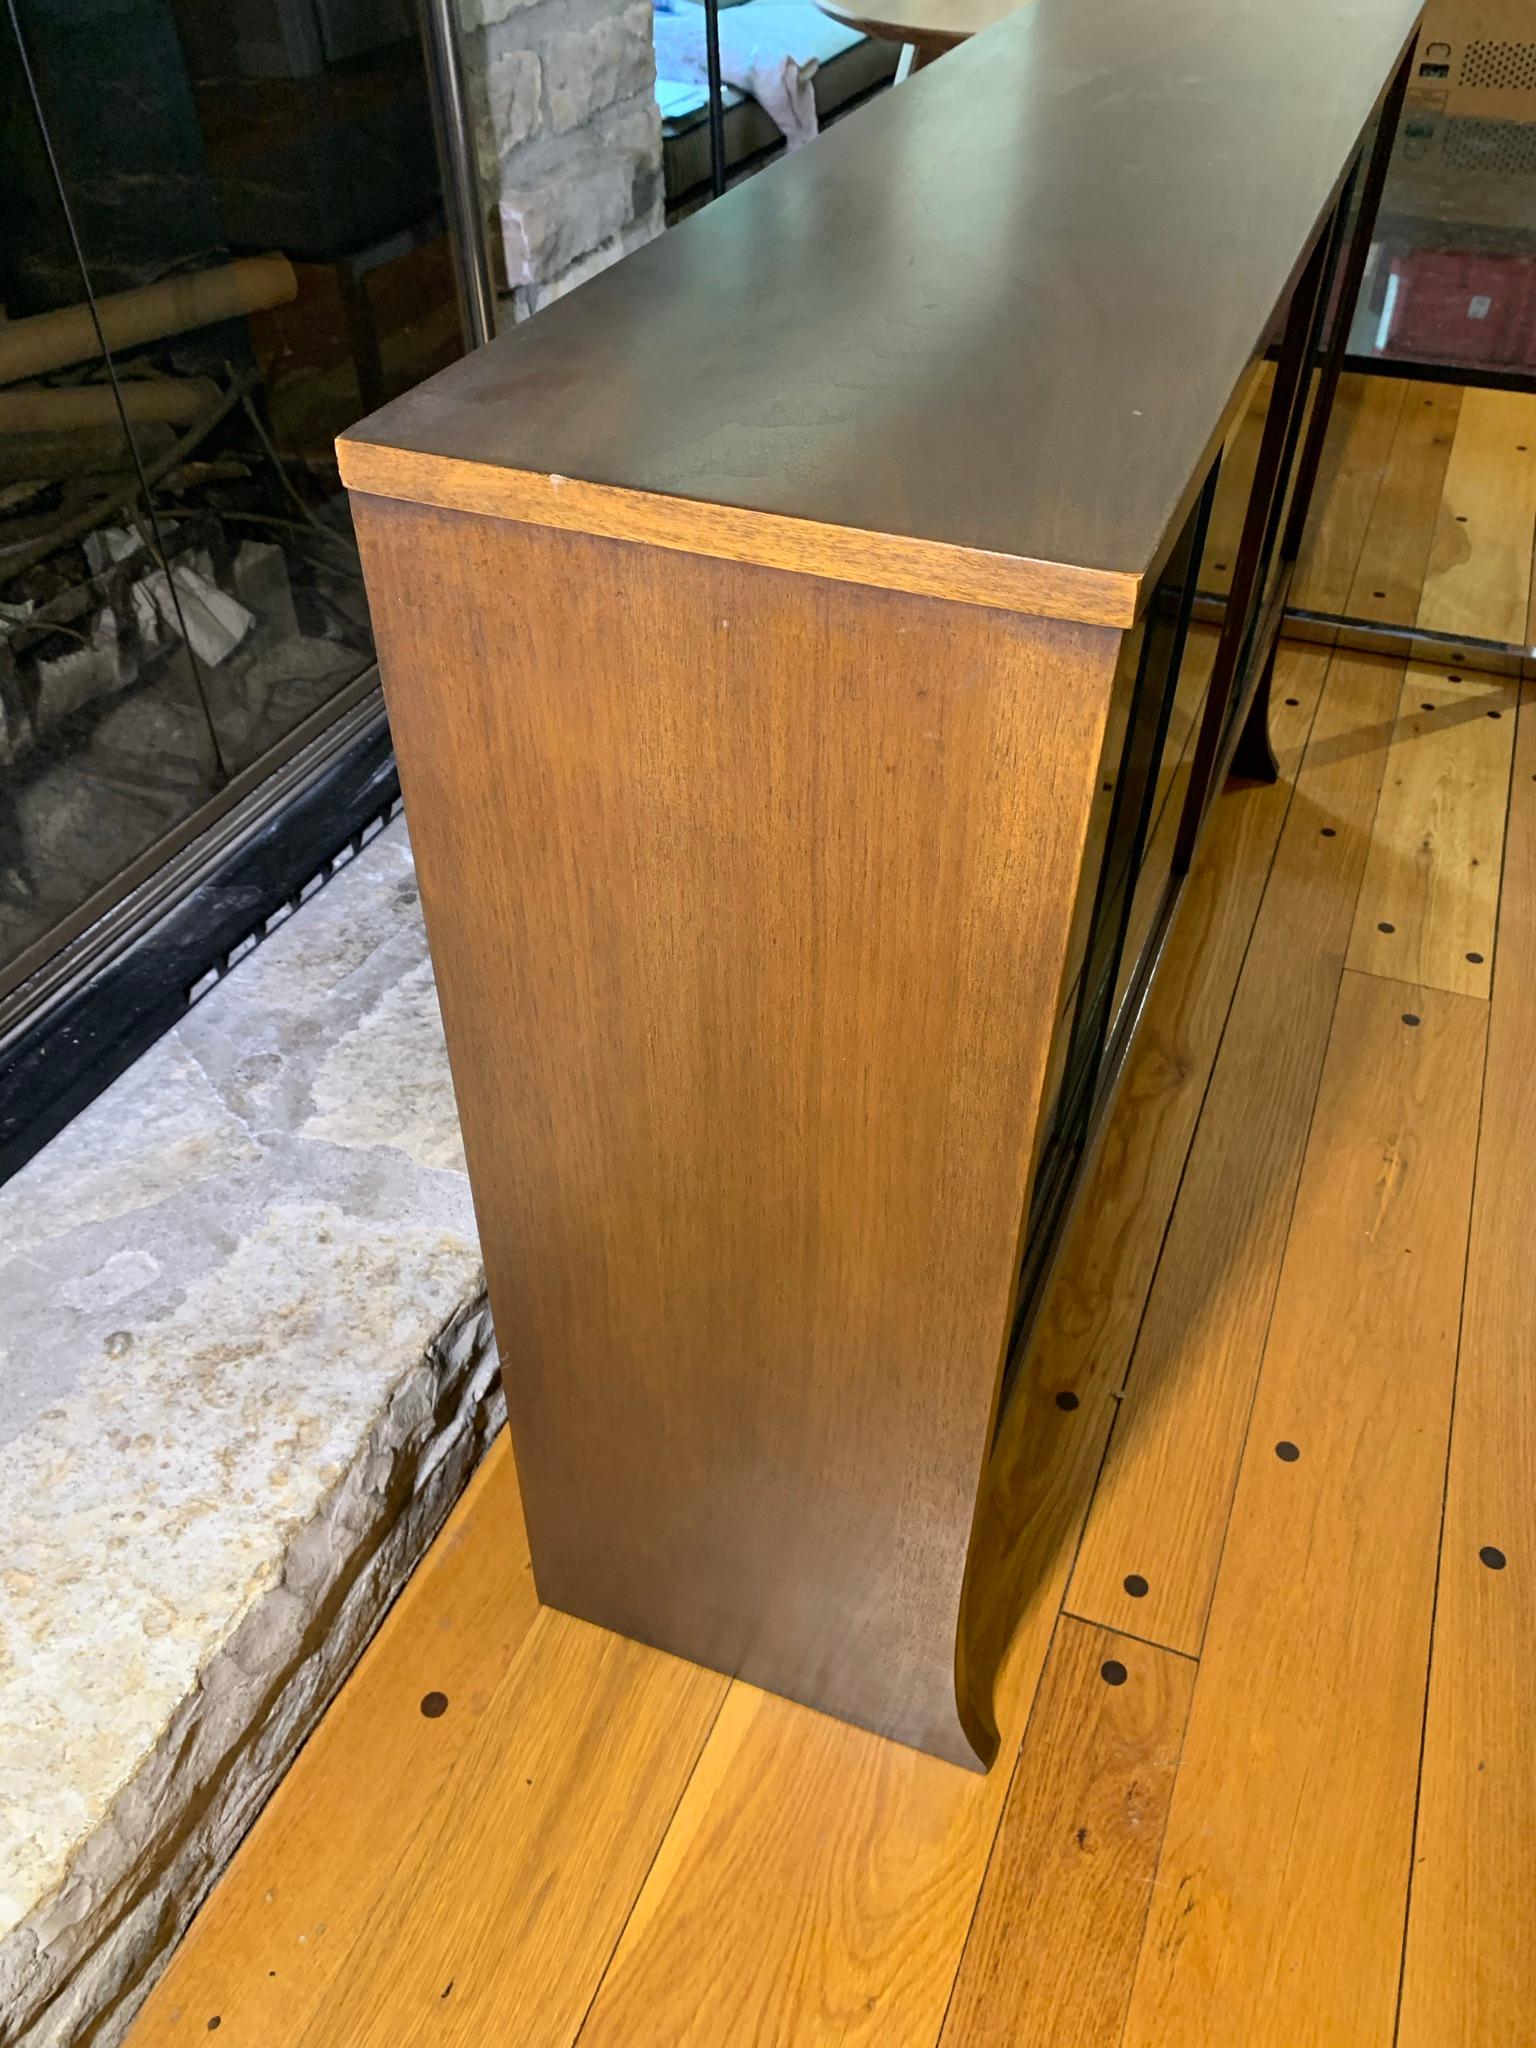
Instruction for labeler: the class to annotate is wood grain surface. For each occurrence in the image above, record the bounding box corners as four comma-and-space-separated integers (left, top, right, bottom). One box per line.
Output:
940, 1621, 1193, 2047
1344, 382, 1463, 624
963, 656, 1325, 1717
814, 0, 1027, 51
339, 0, 1421, 618
131, 1440, 538, 2041
1397, 687, 1536, 2048
1418, 388, 1536, 646
1290, 374, 1405, 614
126, 634, 1536, 2048
286, 1612, 724, 2048
570, 679, 1317, 2048
1065, 649, 1404, 1653
1122, 970, 1485, 2047
353, 493, 1120, 1767
1345, 662, 1516, 996
337, 441, 1143, 627
576, 1681, 1012, 2048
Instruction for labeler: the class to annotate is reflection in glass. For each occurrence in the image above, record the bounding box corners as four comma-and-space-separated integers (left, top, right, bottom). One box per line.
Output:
1354, 15, 1536, 379
1032, 474, 1213, 1220
2, 16, 221, 983
1197, 24, 1536, 652
1, 0, 459, 993
1004, 475, 1212, 1394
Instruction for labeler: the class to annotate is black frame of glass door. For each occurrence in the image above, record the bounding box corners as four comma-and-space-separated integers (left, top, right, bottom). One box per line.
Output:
1005, 464, 1216, 1388
1178, 43, 1416, 847
1003, 41, 1418, 1378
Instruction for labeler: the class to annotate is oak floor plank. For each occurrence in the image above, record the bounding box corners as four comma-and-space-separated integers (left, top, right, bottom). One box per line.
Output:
1397, 687, 1536, 2048
290, 1610, 725, 2048
1122, 969, 1485, 2048
133, 1478, 725, 2048
1345, 662, 1516, 997
1417, 387, 1536, 647
576, 1682, 1014, 2048
130, 1436, 538, 2044
939, 1621, 1193, 2048
1291, 372, 1405, 615
1343, 382, 1463, 625
1065, 648, 1404, 1655
1026, 645, 1325, 1465
572, 666, 1324, 2048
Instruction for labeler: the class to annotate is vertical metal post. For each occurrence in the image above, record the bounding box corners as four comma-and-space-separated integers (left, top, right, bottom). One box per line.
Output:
1281, 41, 1415, 561
420, 0, 497, 351
704, 0, 728, 199
1172, 216, 1334, 874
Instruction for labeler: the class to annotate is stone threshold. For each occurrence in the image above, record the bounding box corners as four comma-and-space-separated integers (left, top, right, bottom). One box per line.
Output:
0, 820, 501, 2047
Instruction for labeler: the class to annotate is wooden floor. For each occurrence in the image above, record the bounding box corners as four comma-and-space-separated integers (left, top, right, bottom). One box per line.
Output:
1206, 370, 1536, 651
129, 395, 1536, 2047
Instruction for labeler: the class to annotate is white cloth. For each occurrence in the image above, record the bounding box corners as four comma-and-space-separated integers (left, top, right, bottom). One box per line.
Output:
653, 0, 821, 147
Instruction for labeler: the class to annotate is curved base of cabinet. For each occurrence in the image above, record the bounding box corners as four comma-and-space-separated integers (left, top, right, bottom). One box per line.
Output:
354, 493, 1123, 1771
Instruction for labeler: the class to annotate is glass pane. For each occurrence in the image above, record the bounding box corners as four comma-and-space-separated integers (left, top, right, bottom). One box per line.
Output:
1351, 32, 1536, 378
1033, 477, 1211, 1199
1199, 361, 1271, 603
1006, 478, 1211, 1377
1, 16, 225, 986
1109, 616, 1218, 1025
1198, 186, 1344, 626
2, 0, 459, 992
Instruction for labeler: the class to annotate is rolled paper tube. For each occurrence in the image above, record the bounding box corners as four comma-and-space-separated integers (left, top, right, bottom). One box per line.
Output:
0, 257, 298, 387
0, 379, 222, 432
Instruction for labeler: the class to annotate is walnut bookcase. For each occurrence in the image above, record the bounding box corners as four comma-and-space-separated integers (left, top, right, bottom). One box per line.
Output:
341, 0, 1422, 1768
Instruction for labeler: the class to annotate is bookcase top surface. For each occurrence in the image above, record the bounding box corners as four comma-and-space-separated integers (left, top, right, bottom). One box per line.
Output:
339, 0, 1421, 627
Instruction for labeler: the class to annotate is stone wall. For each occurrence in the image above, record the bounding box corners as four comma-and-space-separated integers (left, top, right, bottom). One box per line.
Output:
0, 820, 504, 2047
459, 0, 663, 324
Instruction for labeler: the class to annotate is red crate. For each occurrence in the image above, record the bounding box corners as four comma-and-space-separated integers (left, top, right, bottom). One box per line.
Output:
1381, 247, 1536, 367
